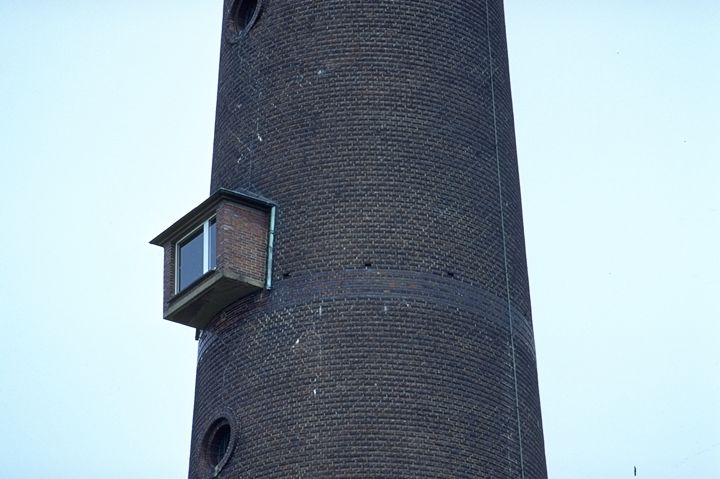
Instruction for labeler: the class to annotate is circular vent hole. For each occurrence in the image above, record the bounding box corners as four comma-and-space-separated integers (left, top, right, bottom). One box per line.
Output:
208, 423, 232, 467
230, 0, 258, 34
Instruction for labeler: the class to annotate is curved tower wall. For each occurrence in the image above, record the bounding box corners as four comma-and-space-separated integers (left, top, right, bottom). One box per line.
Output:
190, 1, 547, 477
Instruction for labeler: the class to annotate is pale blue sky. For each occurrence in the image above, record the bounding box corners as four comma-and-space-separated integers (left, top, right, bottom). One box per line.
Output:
1, 1, 718, 478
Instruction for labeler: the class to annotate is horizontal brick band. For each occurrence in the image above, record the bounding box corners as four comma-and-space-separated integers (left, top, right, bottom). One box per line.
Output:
199, 269, 536, 363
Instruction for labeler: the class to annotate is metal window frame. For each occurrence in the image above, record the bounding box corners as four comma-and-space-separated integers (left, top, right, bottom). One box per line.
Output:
175, 216, 216, 294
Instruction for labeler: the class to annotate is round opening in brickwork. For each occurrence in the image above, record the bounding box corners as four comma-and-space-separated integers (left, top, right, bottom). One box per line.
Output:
201, 417, 235, 475
227, 0, 260, 41
209, 424, 231, 466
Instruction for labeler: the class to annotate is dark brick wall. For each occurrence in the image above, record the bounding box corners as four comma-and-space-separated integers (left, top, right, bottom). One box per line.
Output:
189, 0, 547, 477
162, 241, 175, 305
216, 201, 269, 282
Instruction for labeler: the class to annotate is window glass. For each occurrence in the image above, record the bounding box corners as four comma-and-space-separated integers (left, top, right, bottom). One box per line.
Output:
178, 229, 204, 291
208, 218, 217, 270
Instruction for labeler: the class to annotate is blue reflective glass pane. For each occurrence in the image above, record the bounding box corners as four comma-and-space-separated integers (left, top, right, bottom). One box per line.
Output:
208, 219, 217, 270
178, 229, 204, 291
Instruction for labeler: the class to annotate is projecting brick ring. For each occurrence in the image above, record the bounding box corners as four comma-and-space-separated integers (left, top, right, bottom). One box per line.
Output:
197, 268, 536, 363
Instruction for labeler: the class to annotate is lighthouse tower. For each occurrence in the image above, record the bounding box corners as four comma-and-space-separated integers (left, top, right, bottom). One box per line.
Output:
152, 1, 547, 477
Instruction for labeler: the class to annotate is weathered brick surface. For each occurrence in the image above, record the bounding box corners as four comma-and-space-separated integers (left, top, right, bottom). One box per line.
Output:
216, 200, 269, 282
162, 241, 176, 305
188, 0, 547, 477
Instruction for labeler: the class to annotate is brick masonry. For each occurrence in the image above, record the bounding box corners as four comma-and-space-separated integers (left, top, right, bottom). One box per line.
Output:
216, 201, 269, 283
187, 0, 548, 477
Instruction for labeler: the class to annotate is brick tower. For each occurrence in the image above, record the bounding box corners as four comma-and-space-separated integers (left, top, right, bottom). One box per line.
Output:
152, 1, 547, 477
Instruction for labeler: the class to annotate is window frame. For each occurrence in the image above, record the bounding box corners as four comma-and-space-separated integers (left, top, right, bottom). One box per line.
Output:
175, 216, 217, 294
